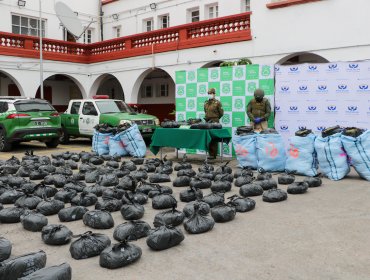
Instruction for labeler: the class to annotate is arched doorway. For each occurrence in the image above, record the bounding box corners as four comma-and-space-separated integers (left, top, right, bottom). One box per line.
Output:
134, 68, 175, 121
92, 74, 124, 100
201, 60, 225, 68
0, 71, 24, 97
36, 74, 84, 112
277, 52, 329, 65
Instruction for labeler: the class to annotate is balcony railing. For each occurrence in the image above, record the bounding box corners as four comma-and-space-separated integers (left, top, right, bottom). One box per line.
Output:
0, 12, 251, 64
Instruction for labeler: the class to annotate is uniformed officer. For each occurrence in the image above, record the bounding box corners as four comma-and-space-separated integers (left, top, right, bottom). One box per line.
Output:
246, 88, 271, 132
204, 88, 224, 159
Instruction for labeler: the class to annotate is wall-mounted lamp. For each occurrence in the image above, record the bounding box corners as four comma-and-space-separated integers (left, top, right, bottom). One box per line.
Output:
149, 3, 157, 10
112, 14, 119, 20
17, 0, 26, 7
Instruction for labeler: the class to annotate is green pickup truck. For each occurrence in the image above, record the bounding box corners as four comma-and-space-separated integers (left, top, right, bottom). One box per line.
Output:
60, 97, 159, 143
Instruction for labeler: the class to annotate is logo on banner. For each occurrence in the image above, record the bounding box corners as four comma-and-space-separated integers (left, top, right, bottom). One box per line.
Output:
307, 65, 319, 73
297, 85, 309, 94
248, 82, 257, 93
316, 85, 328, 93
261, 66, 271, 77
357, 84, 370, 93
298, 126, 307, 130
177, 86, 185, 96
177, 113, 185, 121
275, 106, 281, 112
347, 63, 360, 72
188, 71, 196, 82
279, 86, 290, 94
234, 67, 244, 79
221, 114, 231, 126
336, 84, 349, 93
288, 106, 299, 113
211, 69, 219, 80
346, 106, 359, 114
222, 83, 231, 94
199, 84, 207, 95
187, 99, 195, 110
234, 98, 244, 110
317, 126, 326, 131
280, 125, 289, 131
306, 106, 318, 113
326, 105, 338, 113
288, 67, 299, 74
327, 64, 339, 72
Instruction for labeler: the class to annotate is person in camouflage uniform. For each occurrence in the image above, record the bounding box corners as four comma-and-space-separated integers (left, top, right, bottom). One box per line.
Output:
204, 88, 224, 159
246, 88, 271, 132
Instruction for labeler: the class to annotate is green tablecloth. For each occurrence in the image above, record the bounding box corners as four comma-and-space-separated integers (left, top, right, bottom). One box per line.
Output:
150, 127, 232, 155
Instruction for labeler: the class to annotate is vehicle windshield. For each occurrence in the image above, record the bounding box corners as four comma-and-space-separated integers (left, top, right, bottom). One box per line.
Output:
95, 100, 134, 114
14, 101, 55, 112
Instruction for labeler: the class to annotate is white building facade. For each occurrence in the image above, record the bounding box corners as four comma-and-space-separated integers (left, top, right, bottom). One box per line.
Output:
0, 0, 369, 119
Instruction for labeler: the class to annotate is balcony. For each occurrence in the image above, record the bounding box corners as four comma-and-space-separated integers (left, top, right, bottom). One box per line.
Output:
0, 12, 251, 64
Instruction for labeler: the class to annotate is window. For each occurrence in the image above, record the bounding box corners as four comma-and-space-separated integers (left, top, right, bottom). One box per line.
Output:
12, 14, 45, 37
141, 86, 152, 98
70, 102, 81, 114
208, 5, 219, 19
83, 29, 92, 44
82, 102, 98, 116
0, 102, 9, 113
95, 100, 132, 113
144, 19, 153, 32
116, 27, 121, 38
14, 100, 54, 112
188, 8, 200, 22
159, 15, 170, 29
244, 0, 251, 12
158, 84, 169, 97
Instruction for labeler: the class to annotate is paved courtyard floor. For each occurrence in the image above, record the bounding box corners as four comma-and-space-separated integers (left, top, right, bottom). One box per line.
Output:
1, 140, 369, 280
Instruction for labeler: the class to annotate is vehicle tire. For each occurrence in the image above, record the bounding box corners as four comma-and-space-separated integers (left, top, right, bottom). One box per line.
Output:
45, 138, 59, 148
59, 126, 70, 144
0, 130, 12, 152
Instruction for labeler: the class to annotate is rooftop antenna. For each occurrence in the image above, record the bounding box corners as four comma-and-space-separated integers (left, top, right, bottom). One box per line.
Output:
55, 1, 95, 40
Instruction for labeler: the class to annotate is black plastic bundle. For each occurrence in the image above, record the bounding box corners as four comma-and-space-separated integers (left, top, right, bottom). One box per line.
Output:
214, 161, 232, 175
174, 156, 192, 171
0, 237, 12, 261
214, 173, 234, 183
0, 203, 3, 211
130, 170, 148, 181
183, 204, 215, 234
106, 160, 119, 169
51, 158, 65, 167
153, 206, 185, 227
116, 123, 131, 133
55, 166, 73, 176
260, 128, 279, 134
36, 196, 65, 216
197, 172, 216, 180
179, 186, 203, 203
145, 158, 162, 167
236, 125, 255, 135
78, 163, 96, 173
58, 206, 88, 222
71, 193, 98, 207
38, 164, 56, 174
131, 157, 145, 165
303, 177, 322, 188
63, 180, 86, 193
149, 173, 171, 183
152, 191, 177, 210
211, 180, 232, 193
182, 200, 211, 218
177, 170, 196, 178
102, 187, 125, 199
287, 182, 309, 194
190, 122, 222, 129
94, 123, 116, 134
33, 183, 58, 198
83, 184, 105, 197
52, 174, 68, 188
278, 172, 296, 185
173, 176, 191, 187
69, 231, 111, 260
227, 195, 256, 212
322, 125, 343, 138
262, 189, 288, 203
239, 183, 264, 197
256, 168, 272, 181
139, 164, 156, 173
99, 174, 119, 187
129, 191, 148, 205
54, 188, 77, 203
0, 206, 25, 223
89, 156, 104, 166
161, 119, 181, 128
100, 241, 142, 269
146, 225, 185, 250
234, 167, 254, 178
121, 193, 145, 220
113, 220, 151, 241
0, 250, 46, 280
83, 210, 114, 229
118, 175, 138, 191
255, 179, 278, 191
121, 161, 137, 171
190, 177, 212, 189
211, 204, 236, 223
95, 196, 122, 212
187, 118, 202, 125
84, 170, 100, 183
342, 127, 365, 137
156, 165, 173, 175
41, 224, 73, 245
234, 175, 254, 187
18, 263, 72, 280
15, 193, 43, 210
148, 185, 173, 198
295, 128, 313, 137
0, 189, 24, 204
198, 162, 214, 173
20, 210, 48, 232
202, 192, 225, 208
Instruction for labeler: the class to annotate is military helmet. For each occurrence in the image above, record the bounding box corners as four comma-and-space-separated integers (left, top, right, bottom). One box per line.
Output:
208, 88, 216, 95
254, 88, 265, 98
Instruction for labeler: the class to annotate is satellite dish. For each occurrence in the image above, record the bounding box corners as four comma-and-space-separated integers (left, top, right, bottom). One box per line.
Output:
55, 1, 84, 38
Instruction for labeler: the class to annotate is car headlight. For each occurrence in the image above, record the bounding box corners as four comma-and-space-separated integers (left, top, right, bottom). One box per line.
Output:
119, 120, 132, 125
154, 118, 160, 126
